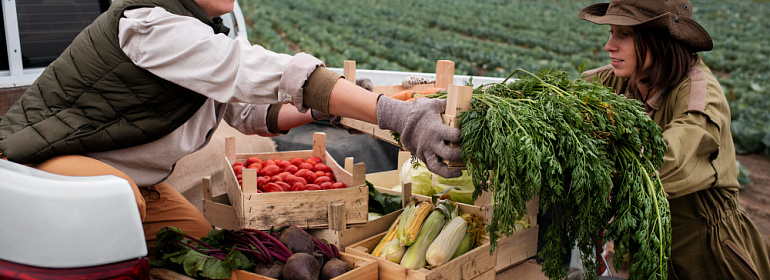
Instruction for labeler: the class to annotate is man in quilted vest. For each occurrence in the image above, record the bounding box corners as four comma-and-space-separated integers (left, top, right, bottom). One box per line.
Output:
0, 0, 463, 246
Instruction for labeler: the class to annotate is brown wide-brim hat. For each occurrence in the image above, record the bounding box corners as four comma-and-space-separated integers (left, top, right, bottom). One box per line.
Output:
578, 0, 713, 52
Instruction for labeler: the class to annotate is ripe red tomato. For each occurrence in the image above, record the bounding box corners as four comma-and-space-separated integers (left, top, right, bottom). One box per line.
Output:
277, 160, 293, 170
294, 169, 317, 184
259, 165, 281, 177
270, 175, 283, 182
283, 165, 298, 174
330, 182, 347, 189
291, 182, 305, 191
277, 172, 291, 181
319, 182, 333, 190
325, 172, 335, 181
314, 163, 332, 173
274, 181, 291, 191
263, 183, 284, 192
289, 157, 304, 166
232, 161, 245, 167
263, 159, 276, 166
297, 162, 314, 170
232, 165, 244, 175
304, 184, 322, 191
247, 162, 262, 171
245, 157, 262, 166
307, 156, 322, 164
256, 176, 268, 190
314, 176, 332, 185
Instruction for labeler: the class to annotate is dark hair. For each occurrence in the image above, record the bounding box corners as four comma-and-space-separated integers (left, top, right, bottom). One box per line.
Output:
626, 27, 698, 101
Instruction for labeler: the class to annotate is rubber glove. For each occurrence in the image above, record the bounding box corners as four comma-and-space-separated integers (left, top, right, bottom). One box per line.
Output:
377, 96, 463, 178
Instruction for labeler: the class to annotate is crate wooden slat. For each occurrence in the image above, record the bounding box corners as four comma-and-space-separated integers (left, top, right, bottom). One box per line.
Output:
210, 132, 368, 231
227, 252, 377, 280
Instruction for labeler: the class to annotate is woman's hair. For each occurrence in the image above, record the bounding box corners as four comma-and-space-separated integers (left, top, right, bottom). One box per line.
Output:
626, 27, 699, 99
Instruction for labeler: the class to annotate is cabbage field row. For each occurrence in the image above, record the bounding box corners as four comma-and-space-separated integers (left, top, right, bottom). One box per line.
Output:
239, 0, 770, 157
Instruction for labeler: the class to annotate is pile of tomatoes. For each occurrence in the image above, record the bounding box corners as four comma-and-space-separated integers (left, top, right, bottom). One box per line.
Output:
231, 156, 347, 193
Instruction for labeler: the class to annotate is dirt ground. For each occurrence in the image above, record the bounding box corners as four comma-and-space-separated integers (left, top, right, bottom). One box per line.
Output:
736, 153, 770, 243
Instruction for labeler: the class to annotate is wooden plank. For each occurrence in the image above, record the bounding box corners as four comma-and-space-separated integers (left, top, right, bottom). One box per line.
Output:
239, 185, 367, 229
344, 60, 356, 82
223, 155, 245, 227
328, 202, 346, 232
203, 198, 240, 230
442, 84, 473, 168
313, 132, 327, 163
435, 60, 455, 90
241, 167, 258, 194
494, 225, 540, 272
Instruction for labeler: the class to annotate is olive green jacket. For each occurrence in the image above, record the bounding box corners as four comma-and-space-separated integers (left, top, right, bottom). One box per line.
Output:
583, 59, 739, 199
0, 0, 227, 163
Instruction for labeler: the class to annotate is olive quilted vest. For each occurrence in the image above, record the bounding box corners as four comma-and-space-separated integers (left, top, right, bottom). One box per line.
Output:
0, 0, 229, 163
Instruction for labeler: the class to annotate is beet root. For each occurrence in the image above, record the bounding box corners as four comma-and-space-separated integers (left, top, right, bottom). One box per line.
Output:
254, 260, 285, 279
320, 258, 351, 280
282, 252, 320, 280
279, 226, 316, 254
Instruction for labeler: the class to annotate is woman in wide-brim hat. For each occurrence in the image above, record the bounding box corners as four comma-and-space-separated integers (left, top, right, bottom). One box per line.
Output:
579, 0, 770, 279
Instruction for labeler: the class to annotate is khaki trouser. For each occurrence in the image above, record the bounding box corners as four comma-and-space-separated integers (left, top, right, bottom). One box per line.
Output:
668, 187, 770, 280
30, 155, 213, 248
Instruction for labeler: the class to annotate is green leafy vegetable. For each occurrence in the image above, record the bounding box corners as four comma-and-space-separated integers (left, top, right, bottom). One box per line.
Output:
447, 69, 670, 279
367, 181, 402, 216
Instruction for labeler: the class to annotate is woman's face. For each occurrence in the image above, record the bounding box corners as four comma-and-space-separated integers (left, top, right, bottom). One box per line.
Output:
195, 0, 235, 18
605, 25, 652, 78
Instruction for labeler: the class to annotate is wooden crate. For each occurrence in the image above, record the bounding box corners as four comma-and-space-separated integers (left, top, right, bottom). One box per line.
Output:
367, 151, 540, 272
203, 132, 368, 231
345, 210, 497, 280
228, 252, 378, 280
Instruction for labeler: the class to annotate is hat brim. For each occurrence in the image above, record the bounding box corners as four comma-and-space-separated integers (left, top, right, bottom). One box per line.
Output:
578, 3, 713, 52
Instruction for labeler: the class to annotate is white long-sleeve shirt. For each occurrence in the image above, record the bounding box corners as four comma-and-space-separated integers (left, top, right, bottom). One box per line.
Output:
86, 7, 324, 186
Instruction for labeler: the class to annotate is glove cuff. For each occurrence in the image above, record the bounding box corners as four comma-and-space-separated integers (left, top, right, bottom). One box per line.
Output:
376, 95, 410, 134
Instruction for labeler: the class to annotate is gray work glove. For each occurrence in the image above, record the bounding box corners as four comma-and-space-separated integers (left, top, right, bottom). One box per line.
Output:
377, 96, 463, 178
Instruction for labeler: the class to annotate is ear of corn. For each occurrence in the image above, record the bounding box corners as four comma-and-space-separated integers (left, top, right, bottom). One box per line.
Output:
380, 238, 406, 263
425, 215, 469, 267
451, 232, 473, 259
399, 209, 447, 270
398, 201, 434, 246
372, 213, 402, 257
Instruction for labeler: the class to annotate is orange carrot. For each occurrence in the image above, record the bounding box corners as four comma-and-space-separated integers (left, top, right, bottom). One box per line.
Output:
391, 90, 416, 101
417, 87, 446, 95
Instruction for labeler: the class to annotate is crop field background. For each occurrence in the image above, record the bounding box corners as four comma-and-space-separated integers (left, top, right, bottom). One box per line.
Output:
239, 0, 770, 158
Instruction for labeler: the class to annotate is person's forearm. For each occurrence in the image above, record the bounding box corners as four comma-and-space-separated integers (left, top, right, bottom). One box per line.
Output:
276, 104, 317, 131
327, 78, 379, 124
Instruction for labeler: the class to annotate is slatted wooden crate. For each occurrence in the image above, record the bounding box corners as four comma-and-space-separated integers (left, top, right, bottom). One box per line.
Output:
344, 200, 497, 280
366, 142, 538, 272
202, 132, 368, 231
